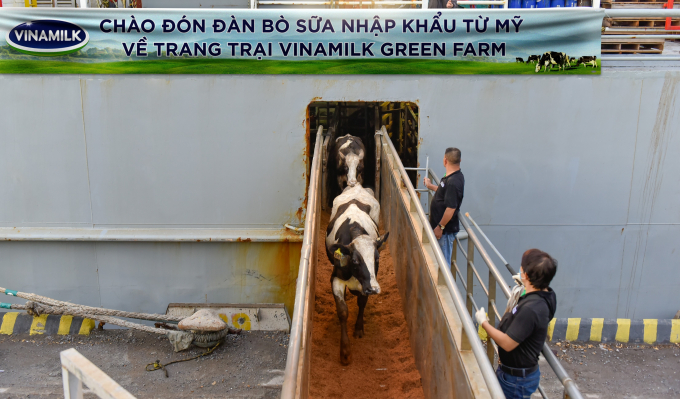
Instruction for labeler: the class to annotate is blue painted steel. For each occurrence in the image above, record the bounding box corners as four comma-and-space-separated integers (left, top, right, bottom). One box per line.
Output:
509, 0, 521, 7
523, 0, 537, 8
550, 0, 565, 7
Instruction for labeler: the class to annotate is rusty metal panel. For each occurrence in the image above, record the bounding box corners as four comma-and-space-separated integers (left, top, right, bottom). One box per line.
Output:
0, 241, 302, 316
380, 152, 475, 399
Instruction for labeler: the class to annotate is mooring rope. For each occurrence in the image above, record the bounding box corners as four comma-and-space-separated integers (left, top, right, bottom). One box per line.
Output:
1, 287, 237, 351
19, 301, 167, 334
0, 287, 182, 323
146, 341, 221, 378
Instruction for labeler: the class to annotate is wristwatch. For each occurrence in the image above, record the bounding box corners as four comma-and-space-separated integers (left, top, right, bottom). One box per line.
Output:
438, 223, 446, 230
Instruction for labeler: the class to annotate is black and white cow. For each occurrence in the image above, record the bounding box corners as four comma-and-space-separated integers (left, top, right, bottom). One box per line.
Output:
535, 52, 568, 73
564, 54, 572, 67
326, 184, 388, 365
526, 55, 540, 64
334, 134, 365, 190
578, 56, 597, 68
516, 57, 525, 63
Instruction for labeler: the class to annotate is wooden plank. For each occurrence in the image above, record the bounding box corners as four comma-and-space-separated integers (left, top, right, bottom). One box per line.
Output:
612, 3, 680, 8
602, 37, 666, 42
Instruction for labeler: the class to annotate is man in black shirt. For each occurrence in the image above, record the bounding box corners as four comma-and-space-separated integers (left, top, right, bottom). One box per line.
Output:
476, 249, 558, 399
423, 147, 464, 267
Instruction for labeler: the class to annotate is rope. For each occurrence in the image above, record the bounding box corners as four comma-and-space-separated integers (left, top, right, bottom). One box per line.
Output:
191, 328, 231, 343
0, 287, 182, 323
2, 288, 240, 351
21, 302, 167, 335
146, 342, 221, 377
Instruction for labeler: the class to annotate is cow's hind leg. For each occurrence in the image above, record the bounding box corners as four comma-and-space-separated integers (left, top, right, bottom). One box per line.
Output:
332, 279, 352, 365
354, 294, 369, 338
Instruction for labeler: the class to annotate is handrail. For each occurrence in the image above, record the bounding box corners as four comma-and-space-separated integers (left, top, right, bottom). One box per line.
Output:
461, 213, 584, 399
381, 130, 506, 398
280, 125, 323, 399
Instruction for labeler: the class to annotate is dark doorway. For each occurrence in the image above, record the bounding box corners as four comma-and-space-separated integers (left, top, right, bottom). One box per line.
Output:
308, 101, 419, 208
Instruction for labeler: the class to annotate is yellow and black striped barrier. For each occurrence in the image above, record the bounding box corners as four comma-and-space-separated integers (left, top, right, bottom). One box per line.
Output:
478, 318, 680, 344
0, 312, 95, 336
547, 318, 680, 344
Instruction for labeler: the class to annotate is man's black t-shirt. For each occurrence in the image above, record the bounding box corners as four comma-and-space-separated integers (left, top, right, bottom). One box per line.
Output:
498, 289, 557, 369
429, 170, 464, 234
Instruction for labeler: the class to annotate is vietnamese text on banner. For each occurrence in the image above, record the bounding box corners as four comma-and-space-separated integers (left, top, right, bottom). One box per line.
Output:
0, 9, 603, 74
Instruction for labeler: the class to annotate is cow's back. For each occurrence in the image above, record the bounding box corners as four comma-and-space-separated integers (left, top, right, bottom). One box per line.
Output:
326, 203, 379, 250
330, 184, 380, 225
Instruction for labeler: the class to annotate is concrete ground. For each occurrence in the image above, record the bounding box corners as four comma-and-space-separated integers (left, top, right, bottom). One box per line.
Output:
0, 329, 288, 398
533, 341, 680, 399
1, 329, 679, 398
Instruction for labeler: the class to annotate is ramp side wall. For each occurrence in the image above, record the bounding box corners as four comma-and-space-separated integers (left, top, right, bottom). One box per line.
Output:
381, 147, 481, 399
0, 71, 678, 318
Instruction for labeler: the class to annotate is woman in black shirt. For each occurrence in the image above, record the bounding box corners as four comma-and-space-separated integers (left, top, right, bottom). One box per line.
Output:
476, 249, 558, 399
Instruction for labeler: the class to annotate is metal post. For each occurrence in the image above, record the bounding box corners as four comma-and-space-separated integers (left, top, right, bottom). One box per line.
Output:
375, 129, 382, 203
451, 237, 457, 280
62, 369, 83, 399
462, 236, 475, 350
466, 237, 475, 316
487, 271, 497, 365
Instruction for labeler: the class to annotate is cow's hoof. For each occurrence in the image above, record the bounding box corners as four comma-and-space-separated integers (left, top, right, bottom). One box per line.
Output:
353, 329, 364, 338
340, 352, 352, 365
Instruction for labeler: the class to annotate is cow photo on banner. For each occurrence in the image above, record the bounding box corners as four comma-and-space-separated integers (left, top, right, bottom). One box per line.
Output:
0, 8, 603, 74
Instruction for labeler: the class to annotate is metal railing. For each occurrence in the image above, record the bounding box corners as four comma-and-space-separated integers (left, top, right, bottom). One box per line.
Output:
381, 131, 507, 398
404, 163, 469, 242
461, 213, 584, 399
415, 168, 583, 398
422, 174, 584, 399
280, 126, 323, 399
61, 348, 135, 399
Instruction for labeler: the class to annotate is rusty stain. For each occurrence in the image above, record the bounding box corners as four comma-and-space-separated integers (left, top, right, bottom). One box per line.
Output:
228, 240, 302, 314
237, 237, 252, 242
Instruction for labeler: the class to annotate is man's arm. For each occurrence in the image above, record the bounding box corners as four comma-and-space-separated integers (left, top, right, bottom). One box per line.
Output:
424, 177, 438, 192
481, 321, 519, 352
476, 306, 536, 353
439, 207, 456, 227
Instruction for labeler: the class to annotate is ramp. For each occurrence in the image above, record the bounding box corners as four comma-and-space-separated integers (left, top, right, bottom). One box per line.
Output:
281, 125, 583, 399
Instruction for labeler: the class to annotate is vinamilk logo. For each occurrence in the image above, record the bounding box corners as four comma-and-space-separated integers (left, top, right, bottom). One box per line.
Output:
6, 20, 89, 56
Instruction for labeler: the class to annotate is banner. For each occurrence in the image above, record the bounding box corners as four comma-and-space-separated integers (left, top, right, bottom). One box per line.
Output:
0, 8, 603, 74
